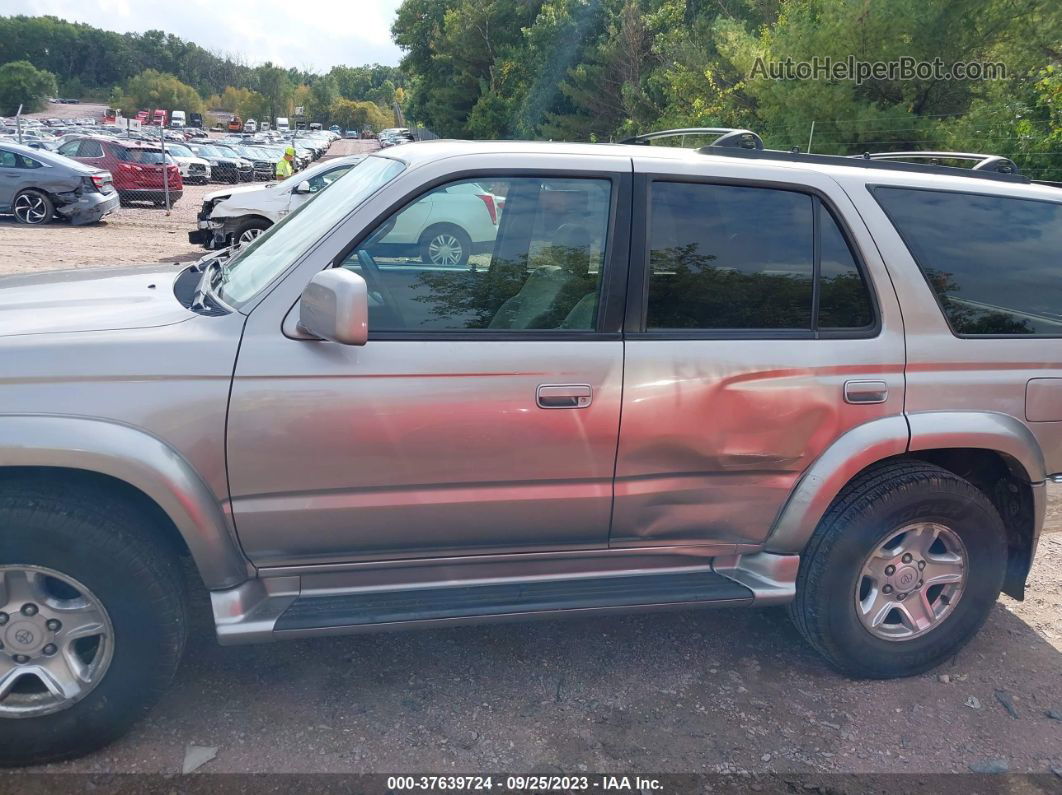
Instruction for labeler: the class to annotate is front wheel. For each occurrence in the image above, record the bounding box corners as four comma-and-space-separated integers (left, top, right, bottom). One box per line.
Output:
233, 218, 271, 247
790, 460, 1006, 679
0, 481, 188, 765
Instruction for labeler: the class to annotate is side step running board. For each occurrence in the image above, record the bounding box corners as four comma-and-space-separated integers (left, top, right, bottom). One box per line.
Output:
273, 570, 752, 636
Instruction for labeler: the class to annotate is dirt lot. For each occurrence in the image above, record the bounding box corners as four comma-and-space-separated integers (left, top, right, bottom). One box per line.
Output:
2, 134, 1061, 779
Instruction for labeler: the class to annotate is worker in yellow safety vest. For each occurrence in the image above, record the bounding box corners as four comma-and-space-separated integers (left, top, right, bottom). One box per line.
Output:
275, 146, 296, 179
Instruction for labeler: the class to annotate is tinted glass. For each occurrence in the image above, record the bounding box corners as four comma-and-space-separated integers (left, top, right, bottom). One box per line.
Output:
818, 208, 874, 328
78, 140, 104, 157
339, 177, 612, 332
0, 149, 15, 168
647, 182, 814, 329
876, 187, 1062, 335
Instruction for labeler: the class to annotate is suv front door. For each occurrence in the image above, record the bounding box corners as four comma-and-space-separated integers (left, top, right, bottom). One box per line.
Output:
613, 160, 906, 553
227, 163, 631, 567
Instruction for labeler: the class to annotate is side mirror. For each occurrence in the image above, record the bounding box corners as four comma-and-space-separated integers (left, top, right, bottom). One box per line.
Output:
297, 268, 368, 345
294, 180, 311, 194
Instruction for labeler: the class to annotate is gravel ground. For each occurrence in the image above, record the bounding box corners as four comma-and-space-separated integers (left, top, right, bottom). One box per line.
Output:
3, 134, 1061, 779
16, 521, 1062, 778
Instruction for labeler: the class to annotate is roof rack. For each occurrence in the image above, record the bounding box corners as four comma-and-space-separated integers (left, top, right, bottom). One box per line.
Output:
854, 151, 1020, 174
694, 144, 1030, 184
620, 127, 764, 150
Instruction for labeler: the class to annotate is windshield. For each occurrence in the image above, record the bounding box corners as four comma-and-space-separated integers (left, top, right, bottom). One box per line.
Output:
217, 155, 404, 307
166, 144, 192, 157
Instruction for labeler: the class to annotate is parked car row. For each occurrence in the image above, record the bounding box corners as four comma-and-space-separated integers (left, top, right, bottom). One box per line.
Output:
378, 128, 415, 147
188, 153, 503, 265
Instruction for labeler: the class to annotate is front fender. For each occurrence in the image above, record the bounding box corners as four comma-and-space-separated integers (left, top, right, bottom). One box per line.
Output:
0, 415, 251, 589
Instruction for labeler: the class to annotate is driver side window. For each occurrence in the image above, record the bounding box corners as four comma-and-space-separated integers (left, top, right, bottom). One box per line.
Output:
337, 176, 612, 333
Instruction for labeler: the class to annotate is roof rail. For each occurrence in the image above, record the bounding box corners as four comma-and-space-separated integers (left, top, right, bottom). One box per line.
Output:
693, 145, 1030, 184
620, 128, 764, 150
854, 151, 1020, 175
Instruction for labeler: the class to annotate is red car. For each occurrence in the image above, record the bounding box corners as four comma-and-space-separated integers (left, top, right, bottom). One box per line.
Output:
56, 137, 183, 207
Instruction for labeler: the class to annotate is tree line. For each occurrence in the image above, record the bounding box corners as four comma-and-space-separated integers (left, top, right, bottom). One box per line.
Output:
391, 0, 1061, 180
0, 15, 404, 127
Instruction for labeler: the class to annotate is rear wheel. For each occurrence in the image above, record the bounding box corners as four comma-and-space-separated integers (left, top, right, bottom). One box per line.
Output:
12, 191, 54, 225
0, 482, 187, 766
790, 461, 1006, 678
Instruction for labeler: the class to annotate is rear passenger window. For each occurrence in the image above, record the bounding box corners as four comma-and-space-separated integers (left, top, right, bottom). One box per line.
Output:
875, 187, 1062, 336
818, 208, 874, 328
645, 182, 874, 332
77, 140, 104, 158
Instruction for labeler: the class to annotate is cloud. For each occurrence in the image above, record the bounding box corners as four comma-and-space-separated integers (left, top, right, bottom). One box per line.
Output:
0, 0, 405, 71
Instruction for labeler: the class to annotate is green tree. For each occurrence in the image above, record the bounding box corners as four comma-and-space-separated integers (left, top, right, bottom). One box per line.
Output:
110, 69, 204, 115
0, 60, 58, 114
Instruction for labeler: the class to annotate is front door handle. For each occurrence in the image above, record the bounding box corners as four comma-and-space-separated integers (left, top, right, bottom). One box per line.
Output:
537, 384, 592, 409
844, 379, 888, 404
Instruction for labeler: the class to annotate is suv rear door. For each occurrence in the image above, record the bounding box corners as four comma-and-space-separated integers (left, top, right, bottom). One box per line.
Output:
613, 157, 906, 553
227, 157, 632, 567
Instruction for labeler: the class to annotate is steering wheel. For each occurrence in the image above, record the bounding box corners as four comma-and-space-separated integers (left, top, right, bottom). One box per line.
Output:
356, 248, 405, 324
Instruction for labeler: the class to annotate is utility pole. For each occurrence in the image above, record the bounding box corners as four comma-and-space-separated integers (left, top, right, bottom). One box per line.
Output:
159, 123, 171, 215
15, 104, 23, 144
807, 121, 816, 154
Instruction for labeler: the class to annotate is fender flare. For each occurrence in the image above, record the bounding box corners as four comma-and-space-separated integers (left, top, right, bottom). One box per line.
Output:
0, 415, 250, 589
766, 411, 1046, 554
765, 415, 908, 554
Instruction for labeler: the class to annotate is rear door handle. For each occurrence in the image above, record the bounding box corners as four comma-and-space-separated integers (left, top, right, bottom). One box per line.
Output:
537, 384, 592, 409
844, 379, 888, 404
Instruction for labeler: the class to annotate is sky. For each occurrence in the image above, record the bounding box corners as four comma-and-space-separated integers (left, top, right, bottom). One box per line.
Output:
0, 0, 406, 72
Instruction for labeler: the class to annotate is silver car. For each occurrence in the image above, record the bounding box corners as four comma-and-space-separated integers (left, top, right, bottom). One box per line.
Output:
0, 142, 118, 225
0, 134, 1058, 764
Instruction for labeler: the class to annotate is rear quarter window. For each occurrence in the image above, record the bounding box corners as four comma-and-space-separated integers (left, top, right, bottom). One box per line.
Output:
875, 186, 1062, 336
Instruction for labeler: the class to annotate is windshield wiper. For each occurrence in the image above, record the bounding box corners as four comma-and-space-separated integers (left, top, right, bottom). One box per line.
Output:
191, 257, 233, 313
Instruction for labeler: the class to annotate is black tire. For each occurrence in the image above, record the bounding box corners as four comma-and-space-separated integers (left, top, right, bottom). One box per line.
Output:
232, 218, 271, 247
419, 224, 472, 267
12, 190, 54, 226
789, 460, 1006, 679
0, 480, 188, 766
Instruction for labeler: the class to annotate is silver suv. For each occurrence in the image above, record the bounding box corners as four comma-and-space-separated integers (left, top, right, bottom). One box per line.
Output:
1, 133, 1059, 765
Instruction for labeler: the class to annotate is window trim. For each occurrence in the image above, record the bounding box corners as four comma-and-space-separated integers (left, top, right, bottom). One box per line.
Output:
870, 183, 1062, 340
626, 173, 881, 340
328, 167, 632, 341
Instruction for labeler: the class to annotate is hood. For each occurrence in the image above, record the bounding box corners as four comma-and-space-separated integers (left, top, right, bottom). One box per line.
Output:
0, 265, 194, 338
171, 155, 209, 166
205, 182, 279, 202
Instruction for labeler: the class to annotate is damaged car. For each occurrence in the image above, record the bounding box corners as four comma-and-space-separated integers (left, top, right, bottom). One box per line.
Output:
189, 154, 361, 248
0, 142, 118, 225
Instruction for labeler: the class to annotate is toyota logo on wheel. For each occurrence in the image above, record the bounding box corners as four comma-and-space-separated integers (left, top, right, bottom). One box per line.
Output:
14, 629, 35, 646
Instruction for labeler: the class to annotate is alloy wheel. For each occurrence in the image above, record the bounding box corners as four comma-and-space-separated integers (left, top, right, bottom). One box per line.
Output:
237, 228, 263, 246
0, 566, 114, 718
13, 194, 48, 224
855, 522, 967, 641
427, 233, 464, 266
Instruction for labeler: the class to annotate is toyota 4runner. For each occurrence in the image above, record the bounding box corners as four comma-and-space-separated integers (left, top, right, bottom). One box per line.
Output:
1, 131, 1058, 765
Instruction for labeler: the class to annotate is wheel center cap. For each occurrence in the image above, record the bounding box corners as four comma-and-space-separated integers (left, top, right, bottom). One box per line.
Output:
5, 620, 43, 653
894, 565, 919, 591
